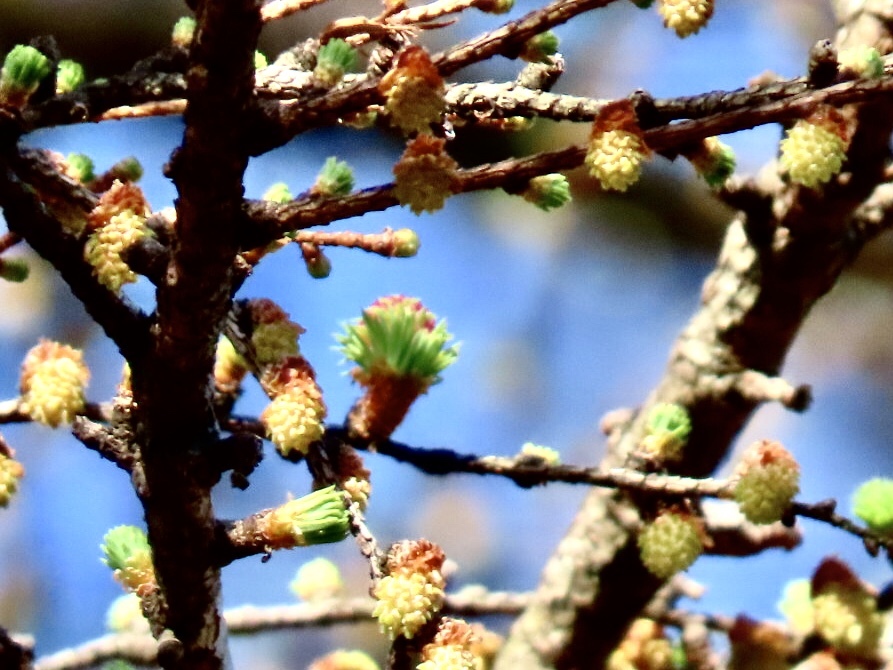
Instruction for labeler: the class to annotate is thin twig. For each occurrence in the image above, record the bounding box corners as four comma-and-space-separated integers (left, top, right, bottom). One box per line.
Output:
261, 0, 333, 22
387, 0, 479, 25
434, 0, 619, 75
33, 590, 531, 670
97, 100, 187, 121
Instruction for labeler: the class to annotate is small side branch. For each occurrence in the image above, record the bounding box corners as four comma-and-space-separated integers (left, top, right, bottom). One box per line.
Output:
261, 0, 333, 22
34, 633, 157, 670
702, 504, 802, 556
71, 417, 135, 471
791, 499, 893, 556
707, 371, 812, 412
435, 0, 618, 76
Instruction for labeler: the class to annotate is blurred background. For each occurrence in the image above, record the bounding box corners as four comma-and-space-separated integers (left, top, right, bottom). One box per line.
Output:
0, 0, 892, 667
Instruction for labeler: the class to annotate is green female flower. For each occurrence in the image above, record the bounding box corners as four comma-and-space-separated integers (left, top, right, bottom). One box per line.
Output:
313, 157, 355, 197
261, 485, 350, 549
641, 403, 691, 461
101, 525, 155, 594
521, 174, 572, 211
0, 45, 52, 107
852, 478, 893, 535
337, 295, 459, 440
55, 59, 85, 94
314, 39, 357, 87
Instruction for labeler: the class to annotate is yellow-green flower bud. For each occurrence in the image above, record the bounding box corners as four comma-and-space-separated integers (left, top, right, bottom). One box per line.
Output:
838, 45, 884, 79
314, 39, 357, 87
373, 571, 445, 639
379, 46, 445, 136
607, 619, 674, 670
518, 442, 560, 465
392, 135, 457, 214
262, 485, 350, 548
84, 210, 146, 292
56, 59, 85, 94
637, 512, 703, 579
779, 116, 848, 189
778, 579, 814, 636
658, 0, 714, 38
313, 157, 354, 197
852, 477, 893, 535
0, 452, 24, 507
733, 440, 800, 524
0, 45, 52, 107
290, 557, 344, 601
262, 385, 326, 456
105, 593, 149, 633
263, 182, 293, 204
812, 583, 884, 657
247, 298, 304, 365
214, 336, 248, 394
418, 618, 480, 670
586, 129, 647, 192
84, 180, 150, 292
686, 137, 736, 187
66, 153, 95, 183
520, 31, 560, 63
19, 340, 90, 428
641, 403, 691, 461
171, 16, 196, 48
393, 228, 420, 257
300, 243, 332, 279
101, 525, 155, 593
521, 174, 572, 211
254, 51, 268, 70
342, 476, 371, 510
373, 539, 447, 638
0, 257, 29, 283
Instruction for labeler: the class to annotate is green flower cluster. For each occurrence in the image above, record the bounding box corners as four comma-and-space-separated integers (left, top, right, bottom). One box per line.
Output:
265, 485, 350, 547
337, 296, 459, 384
852, 477, 893, 535
641, 403, 691, 461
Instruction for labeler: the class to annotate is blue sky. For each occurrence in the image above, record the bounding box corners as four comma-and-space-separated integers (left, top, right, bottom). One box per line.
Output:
1, 1, 891, 665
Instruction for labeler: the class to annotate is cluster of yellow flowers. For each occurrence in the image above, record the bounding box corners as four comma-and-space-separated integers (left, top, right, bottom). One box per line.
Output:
84, 180, 150, 293
19, 339, 89, 427
372, 539, 446, 639
657, 0, 714, 38
585, 100, 650, 193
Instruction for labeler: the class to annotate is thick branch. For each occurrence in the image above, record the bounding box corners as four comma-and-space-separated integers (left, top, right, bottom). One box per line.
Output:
129, 1, 263, 668
495, 6, 893, 668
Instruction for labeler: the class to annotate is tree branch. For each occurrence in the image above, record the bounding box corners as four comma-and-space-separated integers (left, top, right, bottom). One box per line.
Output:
0, 151, 151, 361
495, 3, 893, 667
128, 0, 264, 668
